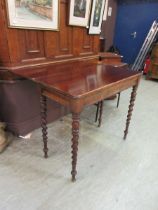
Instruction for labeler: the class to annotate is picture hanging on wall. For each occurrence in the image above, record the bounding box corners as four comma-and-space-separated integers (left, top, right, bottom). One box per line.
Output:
69, 0, 92, 27
89, 0, 106, 34
6, 0, 59, 30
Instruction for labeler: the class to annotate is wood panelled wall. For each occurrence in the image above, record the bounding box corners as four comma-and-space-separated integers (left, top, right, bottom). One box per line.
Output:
0, 0, 99, 70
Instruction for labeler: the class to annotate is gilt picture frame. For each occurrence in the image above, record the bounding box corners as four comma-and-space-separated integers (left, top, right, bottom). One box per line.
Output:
6, 0, 59, 30
69, 0, 92, 27
89, 0, 106, 34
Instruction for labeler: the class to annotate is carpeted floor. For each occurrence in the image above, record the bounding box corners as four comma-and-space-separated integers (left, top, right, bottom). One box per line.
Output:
0, 77, 158, 210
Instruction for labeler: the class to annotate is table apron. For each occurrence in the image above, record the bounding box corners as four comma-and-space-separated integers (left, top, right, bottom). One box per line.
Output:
41, 75, 140, 113
81, 76, 140, 107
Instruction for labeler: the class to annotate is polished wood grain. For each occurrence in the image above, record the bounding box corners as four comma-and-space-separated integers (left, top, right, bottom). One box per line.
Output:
0, 0, 99, 70
97, 52, 127, 127
0, 0, 100, 136
10, 60, 141, 181
19, 30, 45, 62
1, 0, 141, 181
12, 60, 140, 101
0, 0, 10, 66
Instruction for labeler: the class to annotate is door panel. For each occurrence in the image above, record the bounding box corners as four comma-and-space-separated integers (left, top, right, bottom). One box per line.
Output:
114, 0, 158, 64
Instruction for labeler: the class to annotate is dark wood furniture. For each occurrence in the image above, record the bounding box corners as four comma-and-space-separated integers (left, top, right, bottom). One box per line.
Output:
99, 52, 127, 67
9, 59, 141, 181
95, 91, 121, 128
0, 0, 99, 135
95, 52, 128, 127
0, 0, 99, 69
0, 0, 141, 182
147, 43, 158, 79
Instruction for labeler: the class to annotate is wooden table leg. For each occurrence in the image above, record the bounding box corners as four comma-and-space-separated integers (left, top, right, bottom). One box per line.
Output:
40, 94, 48, 158
98, 100, 104, 127
117, 92, 121, 108
95, 102, 100, 122
124, 85, 138, 140
71, 112, 80, 182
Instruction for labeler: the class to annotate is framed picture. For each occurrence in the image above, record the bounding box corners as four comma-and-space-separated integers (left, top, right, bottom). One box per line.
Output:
69, 0, 92, 27
6, 0, 59, 30
89, 0, 106, 34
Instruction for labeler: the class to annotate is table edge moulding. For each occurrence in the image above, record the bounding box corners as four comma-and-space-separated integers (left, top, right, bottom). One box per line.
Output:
9, 59, 142, 181
0, 0, 142, 181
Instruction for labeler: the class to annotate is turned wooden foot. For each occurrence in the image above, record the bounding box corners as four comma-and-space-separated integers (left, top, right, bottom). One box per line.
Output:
71, 113, 80, 182
40, 93, 48, 158
124, 85, 138, 140
98, 101, 104, 127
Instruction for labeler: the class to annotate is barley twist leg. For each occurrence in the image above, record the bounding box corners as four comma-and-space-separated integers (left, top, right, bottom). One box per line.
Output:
40, 94, 48, 158
124, 85, 138, 140
71, 113, 80, 182
98, 100, 104, 127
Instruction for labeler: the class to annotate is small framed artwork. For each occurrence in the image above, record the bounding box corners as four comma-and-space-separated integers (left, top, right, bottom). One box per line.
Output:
69, 0, 92, 27
89, 0, 106, 34
6, 0, 59, 30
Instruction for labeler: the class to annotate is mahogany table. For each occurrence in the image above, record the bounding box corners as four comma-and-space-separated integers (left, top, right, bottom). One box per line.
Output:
10, 59, 141, 181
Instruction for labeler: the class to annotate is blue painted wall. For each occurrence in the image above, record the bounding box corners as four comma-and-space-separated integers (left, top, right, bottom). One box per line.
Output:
114, 0, 158, 64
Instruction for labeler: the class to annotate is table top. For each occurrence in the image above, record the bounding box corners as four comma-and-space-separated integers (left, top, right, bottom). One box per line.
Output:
11, 59, 141, 99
